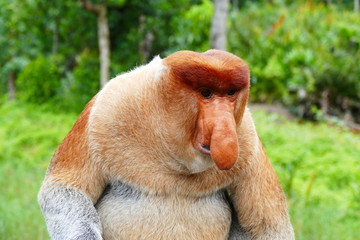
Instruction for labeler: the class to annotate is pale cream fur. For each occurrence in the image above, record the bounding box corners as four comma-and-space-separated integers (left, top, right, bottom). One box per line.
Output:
97, 189, 231, 240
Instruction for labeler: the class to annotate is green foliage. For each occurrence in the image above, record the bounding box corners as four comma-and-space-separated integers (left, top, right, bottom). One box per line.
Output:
0, 102, 77, 239
1, 0, 359, 121
60, 51, 100, 112
0, 102, 359, 239
0, 0, 97, 97
229, 2, 360, 117
168, 0, 213, 53
252, 109, 360, 239
109, 0, 200, 70
16, 56, 61, 104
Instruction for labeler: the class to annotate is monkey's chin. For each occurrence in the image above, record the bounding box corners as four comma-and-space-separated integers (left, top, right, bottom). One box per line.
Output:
186, 154, 215, 174
165, 153, 214, 174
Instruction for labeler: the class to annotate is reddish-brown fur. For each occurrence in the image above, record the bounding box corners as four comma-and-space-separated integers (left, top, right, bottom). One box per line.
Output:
47, 97, 106, 202
164, 50, 249, 92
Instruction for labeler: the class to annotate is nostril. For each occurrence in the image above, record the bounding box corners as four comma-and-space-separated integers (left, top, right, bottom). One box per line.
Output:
200, 144, 211, 154
201, 144, 210, 151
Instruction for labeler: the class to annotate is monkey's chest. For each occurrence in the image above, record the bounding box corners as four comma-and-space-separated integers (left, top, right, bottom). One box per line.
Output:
96, 182, 231, 240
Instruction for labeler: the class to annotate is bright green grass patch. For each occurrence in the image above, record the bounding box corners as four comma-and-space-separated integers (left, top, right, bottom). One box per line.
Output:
0, 102, 77, 240
0, 102, 359, 239
252, 109, 360, 240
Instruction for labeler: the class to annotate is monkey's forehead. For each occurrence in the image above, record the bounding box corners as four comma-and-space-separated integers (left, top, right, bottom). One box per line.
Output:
163, 50, 250, 91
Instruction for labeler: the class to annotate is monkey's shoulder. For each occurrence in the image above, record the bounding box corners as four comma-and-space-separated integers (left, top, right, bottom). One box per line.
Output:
96, 181, 232, 240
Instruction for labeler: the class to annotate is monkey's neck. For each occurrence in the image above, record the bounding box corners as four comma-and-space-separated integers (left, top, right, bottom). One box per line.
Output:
94, 111, 260, 198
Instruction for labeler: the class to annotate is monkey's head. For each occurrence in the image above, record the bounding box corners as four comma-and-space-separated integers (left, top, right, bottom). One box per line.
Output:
161, 50, 250, 173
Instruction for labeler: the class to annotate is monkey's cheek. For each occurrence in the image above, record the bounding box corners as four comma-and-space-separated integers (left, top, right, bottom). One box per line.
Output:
187, 154, 215, 173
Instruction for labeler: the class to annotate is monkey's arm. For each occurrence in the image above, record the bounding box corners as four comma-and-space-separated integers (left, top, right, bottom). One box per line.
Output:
229, 141, 294, 240
38, 99, 106, 240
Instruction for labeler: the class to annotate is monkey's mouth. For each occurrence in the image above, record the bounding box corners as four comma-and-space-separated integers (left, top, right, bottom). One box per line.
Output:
199, 144, 211, 155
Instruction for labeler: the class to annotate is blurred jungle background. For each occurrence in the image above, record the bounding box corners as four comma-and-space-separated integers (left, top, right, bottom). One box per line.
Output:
0, 0, 359, 239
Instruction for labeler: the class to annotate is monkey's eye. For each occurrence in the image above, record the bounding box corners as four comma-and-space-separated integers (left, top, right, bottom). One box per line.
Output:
227, 89, 238, 96
200, 89, 213, 98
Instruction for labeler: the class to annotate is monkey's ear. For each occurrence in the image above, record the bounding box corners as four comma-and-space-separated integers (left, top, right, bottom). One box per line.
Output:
229, 141, 293, 239
44, 97, 106, 202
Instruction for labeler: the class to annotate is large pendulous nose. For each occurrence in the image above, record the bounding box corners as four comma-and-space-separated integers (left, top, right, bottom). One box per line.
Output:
193, 99, 239, 170
209, 113, 238, 170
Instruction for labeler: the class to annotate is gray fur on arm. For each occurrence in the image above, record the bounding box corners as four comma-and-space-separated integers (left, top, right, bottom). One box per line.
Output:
38, 184, 103, 240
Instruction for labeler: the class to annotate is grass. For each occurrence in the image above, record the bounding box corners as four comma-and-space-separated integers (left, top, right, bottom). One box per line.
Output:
252, 110, 360, 239
0, 102, 76, 240
0, 101, 359, 239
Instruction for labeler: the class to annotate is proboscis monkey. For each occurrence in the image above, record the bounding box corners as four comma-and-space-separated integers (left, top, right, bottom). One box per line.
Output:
38, 50, 294, 240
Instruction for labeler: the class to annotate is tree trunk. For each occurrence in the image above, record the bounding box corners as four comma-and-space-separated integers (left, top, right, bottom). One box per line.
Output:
52, 18, 59, 54
355, 0, 359, 12
97, 5, 110, 88
320, 89, 330, 115
210, 0, 229, 50
139, 15, 154, 63
80, 0, 110, 89
8, 71, 16, 101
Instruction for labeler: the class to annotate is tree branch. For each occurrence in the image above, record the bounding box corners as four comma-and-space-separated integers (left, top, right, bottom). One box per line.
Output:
79, 0, 101, 14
